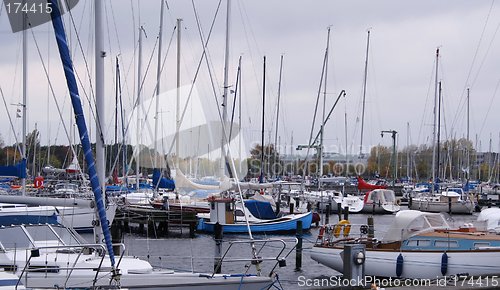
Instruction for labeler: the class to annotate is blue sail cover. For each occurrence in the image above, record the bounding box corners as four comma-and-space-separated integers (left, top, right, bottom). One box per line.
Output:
244, 199, 277, 220
49, 0, 115, 267
0, 159, 26, 178
152, 169, 175, 190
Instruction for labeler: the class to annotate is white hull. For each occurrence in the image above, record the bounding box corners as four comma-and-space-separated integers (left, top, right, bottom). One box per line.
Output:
57, 203, 118, 231
361, 202, 400, 214
311, 246, 500, 279
409, 199, 474, 214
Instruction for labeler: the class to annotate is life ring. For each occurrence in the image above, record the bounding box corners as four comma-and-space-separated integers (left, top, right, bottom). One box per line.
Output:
34, 176, 44, 188
333, 219, 351, 238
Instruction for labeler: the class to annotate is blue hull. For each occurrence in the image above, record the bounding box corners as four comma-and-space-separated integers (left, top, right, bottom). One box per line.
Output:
198, 212, 313, 233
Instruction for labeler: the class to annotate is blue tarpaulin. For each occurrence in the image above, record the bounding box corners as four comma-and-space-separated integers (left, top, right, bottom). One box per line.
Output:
244, 199, 277, 220
0, 159, 26, 178
152, 169, 175, 190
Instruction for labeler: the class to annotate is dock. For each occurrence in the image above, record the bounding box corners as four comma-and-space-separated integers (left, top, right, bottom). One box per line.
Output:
112, 205, 198, 238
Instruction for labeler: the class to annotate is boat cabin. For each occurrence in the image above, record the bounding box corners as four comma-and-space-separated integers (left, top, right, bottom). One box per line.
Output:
208, 196, 235, 224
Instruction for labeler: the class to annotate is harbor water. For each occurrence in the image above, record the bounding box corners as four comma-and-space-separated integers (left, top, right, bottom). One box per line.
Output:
83, 211, 479, 289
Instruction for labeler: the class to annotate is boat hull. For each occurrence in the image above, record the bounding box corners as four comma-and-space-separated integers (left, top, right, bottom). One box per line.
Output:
310, 246, 500, 279
198, 212, 313, 233
409, 199, 474, 214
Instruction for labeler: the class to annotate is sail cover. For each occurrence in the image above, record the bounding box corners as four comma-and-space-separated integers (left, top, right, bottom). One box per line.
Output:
0, 159, 26, 178
49, 0, 115, 267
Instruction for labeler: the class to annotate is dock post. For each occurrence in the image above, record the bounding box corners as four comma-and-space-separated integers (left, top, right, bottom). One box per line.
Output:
343, 206, 349, 221
189, 222, 196, 238
290, 203, 294, 214
367, 216, 374, 239
337, 203, 342, 221
214, 222, 223, 274
325, 204, 330, 225
448, 197, 452, 214
110, 221, 122, 256
295, 220, 303, 271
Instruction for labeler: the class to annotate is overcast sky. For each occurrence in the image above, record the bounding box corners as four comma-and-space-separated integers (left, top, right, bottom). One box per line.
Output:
0, 0, 499, 159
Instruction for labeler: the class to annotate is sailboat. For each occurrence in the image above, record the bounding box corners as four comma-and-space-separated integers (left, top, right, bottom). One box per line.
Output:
408, 49, 474, 214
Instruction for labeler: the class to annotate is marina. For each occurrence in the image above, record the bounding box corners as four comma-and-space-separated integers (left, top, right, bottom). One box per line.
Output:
1, 0, 500, 289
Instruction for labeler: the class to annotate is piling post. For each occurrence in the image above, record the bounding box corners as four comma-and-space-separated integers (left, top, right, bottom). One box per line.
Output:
367, 216, 374, 240
337, 203, 342, 221
343, 206, 349, 221
448, 197, 452, 214
110, 221, 122, 256
214, 222, 223, 274
290, 203, 294, 214
295, 220, 303, 271
325, 204, 330, 224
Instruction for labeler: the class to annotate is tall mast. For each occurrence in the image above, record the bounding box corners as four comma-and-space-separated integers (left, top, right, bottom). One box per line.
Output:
359, 29, 370, 158
320, 27, 331, 177
260, 56, 266, 183
436, 81, 442, 183
136, 26, 143, 189
95, 0, 106, 193
21, 8, 27, 195
238, 56, 242, 175
176, 18, 182, 168
154, 0, 165, 170
431, 48, 439, 193
466, 88, 470, 180
274, 54, 284, 178
220, 0, 231, 177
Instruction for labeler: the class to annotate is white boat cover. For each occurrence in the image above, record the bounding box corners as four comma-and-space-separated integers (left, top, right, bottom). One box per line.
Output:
382, 210, 450, 242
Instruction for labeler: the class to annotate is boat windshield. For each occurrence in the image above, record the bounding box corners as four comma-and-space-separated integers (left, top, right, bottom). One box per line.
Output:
382, 210, 450, 242
0, 225, 79, 251
383, 191, 395, 202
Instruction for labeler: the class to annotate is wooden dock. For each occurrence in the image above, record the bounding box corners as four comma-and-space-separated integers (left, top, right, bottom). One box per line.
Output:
112, 205, 198, 238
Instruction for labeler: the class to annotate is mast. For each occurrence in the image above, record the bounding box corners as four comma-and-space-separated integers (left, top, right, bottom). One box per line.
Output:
220, 0, 231, 177
466, 88, 470, 180
238, 56, 242, 175
21, 7, 27, 195
431, 48, 439, 193
136, 26, 143, 189
320, 27, 331, 177
176, 18, 182, 168
274, 54, 284, 178
95, 0, 106, 193
260, 56, 266, 183
154, 0, 165, 170
436, 81, 442, 183
359, 29, 370, 158
406, 122, 410, 180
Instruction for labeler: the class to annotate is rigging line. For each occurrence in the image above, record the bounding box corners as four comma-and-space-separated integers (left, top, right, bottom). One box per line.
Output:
416, 59, 437, 146
165, 0, 223, 155
302, 41, 328, 178
478, 78, 500, 138
0, 86, 22, 154
451, 0, 495, 130
64, 1, 105, 142
192, 0, 223, 103
120, 27, 176, 177
108, 0, 123, 57
30, 27, 88, 183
